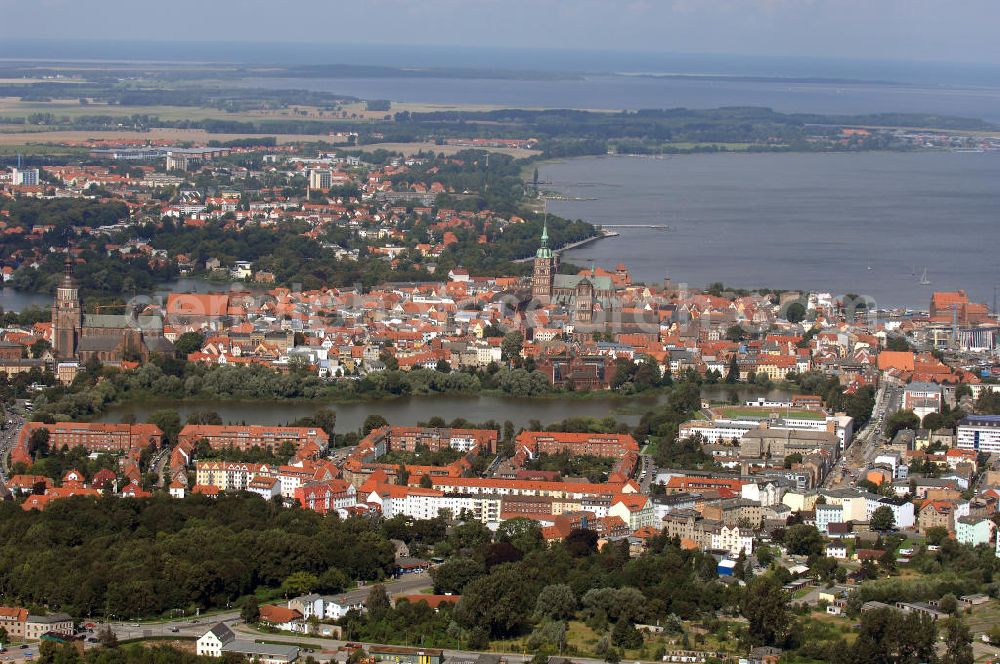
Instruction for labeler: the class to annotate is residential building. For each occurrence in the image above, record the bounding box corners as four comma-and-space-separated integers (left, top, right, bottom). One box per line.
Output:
917, 500, 955, 534
259, 605, 303, 631
17, 422, 162, 453
247, 475, 282, 500
359, 426, 498, 455
0, 607, 27, 640
24, 614, 73, 640
608, 494, 655, 530
197, 623, 298, 663
179, 424, 329, 453
11, 168, 40, 186
711, 524, 754, 556
955, 516, 995, 547
369, 645, 444, 664
288, 594, 362, 621
957, 415, 1000, 454
815, 503, 844, 534
650, 493, 697, 521
866, 496, 915, 529
295, 480, 357, 514
195, 462, 277, 492
197, 624, 233, 657
514, 431, 639, 458
308, 168, 333, 190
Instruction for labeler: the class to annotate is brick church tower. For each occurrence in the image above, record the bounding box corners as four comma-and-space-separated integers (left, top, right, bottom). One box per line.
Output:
531, 220, 554, 302
51, 256, 82, 359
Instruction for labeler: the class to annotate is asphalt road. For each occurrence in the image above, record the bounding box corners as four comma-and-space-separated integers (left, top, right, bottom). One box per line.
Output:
228, 625, 621, 664
92, 571, 627, 664
97, 571, 435, 642
0, 644, 41, 663
638, 454, 654, 493
0, 410, 26, 482
824, 379, 905, 490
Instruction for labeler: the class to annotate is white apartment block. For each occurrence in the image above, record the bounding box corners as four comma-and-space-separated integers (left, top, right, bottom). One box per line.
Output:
957, 415, 1000, 454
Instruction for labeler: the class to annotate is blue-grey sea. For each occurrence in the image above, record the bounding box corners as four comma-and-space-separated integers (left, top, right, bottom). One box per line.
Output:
548, 152, 1000, 309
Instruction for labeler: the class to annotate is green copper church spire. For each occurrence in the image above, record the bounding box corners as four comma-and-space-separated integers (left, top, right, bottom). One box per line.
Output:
536, 217, 553, 259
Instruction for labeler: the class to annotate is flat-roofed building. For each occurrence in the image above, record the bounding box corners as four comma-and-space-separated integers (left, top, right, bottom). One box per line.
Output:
903, 382, 943, 420
957, 415, 1000, 454
740, 427, 839, 460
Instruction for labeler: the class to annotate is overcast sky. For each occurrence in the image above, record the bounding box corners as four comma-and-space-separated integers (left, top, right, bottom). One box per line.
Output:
0, 0, 993, 65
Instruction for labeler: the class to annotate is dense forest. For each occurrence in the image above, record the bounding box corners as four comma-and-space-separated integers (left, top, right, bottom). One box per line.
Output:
0, 494, 396, 619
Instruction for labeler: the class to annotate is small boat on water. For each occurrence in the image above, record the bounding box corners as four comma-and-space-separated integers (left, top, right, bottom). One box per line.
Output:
919, 268, 931, 286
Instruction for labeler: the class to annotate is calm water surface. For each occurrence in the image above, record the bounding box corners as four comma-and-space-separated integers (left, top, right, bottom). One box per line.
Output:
0, 277, 251, 313
98, 386, 789, 430
244, 74, 1000, 123
550, 152, 1000, 309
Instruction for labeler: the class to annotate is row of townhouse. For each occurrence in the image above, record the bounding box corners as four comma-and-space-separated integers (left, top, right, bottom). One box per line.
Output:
14, 466, 153, 511
916, 493, 998, 535
513, 430, 640, 458
660, 511, 754, 556
791, 489, 916, 533
193, 459, 339, 500
366, 484, 502, 524
16, 421, 163, 454
363, 478, 655, 530
356, 425, 498, 457
294, 480, 358, 514
179, 424, 329, 454
429, 476, 633, 501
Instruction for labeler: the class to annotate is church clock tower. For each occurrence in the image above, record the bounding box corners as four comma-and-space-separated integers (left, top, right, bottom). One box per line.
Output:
52, 256, 82, 359
531, 220, 554, 302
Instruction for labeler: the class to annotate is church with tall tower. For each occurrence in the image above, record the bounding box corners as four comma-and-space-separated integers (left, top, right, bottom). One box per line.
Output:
530, 222, 618, 325
531, 220, 555, 302
51, 257, 82, 359
49, 257, 174, 366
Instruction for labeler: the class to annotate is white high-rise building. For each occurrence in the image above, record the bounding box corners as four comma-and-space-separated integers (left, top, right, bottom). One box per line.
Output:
12, 168, 39, 186
308, 169, 332, 190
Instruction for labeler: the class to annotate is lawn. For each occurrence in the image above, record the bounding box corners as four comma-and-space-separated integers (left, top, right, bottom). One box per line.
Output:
490, 621, 606, 659
799, 610, 858, 645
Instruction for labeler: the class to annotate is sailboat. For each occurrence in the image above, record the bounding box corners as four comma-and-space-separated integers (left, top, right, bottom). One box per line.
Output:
919, 268, 931, 286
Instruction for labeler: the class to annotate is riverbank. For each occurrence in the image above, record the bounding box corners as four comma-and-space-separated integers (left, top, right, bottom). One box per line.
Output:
512, 228, 617, 263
